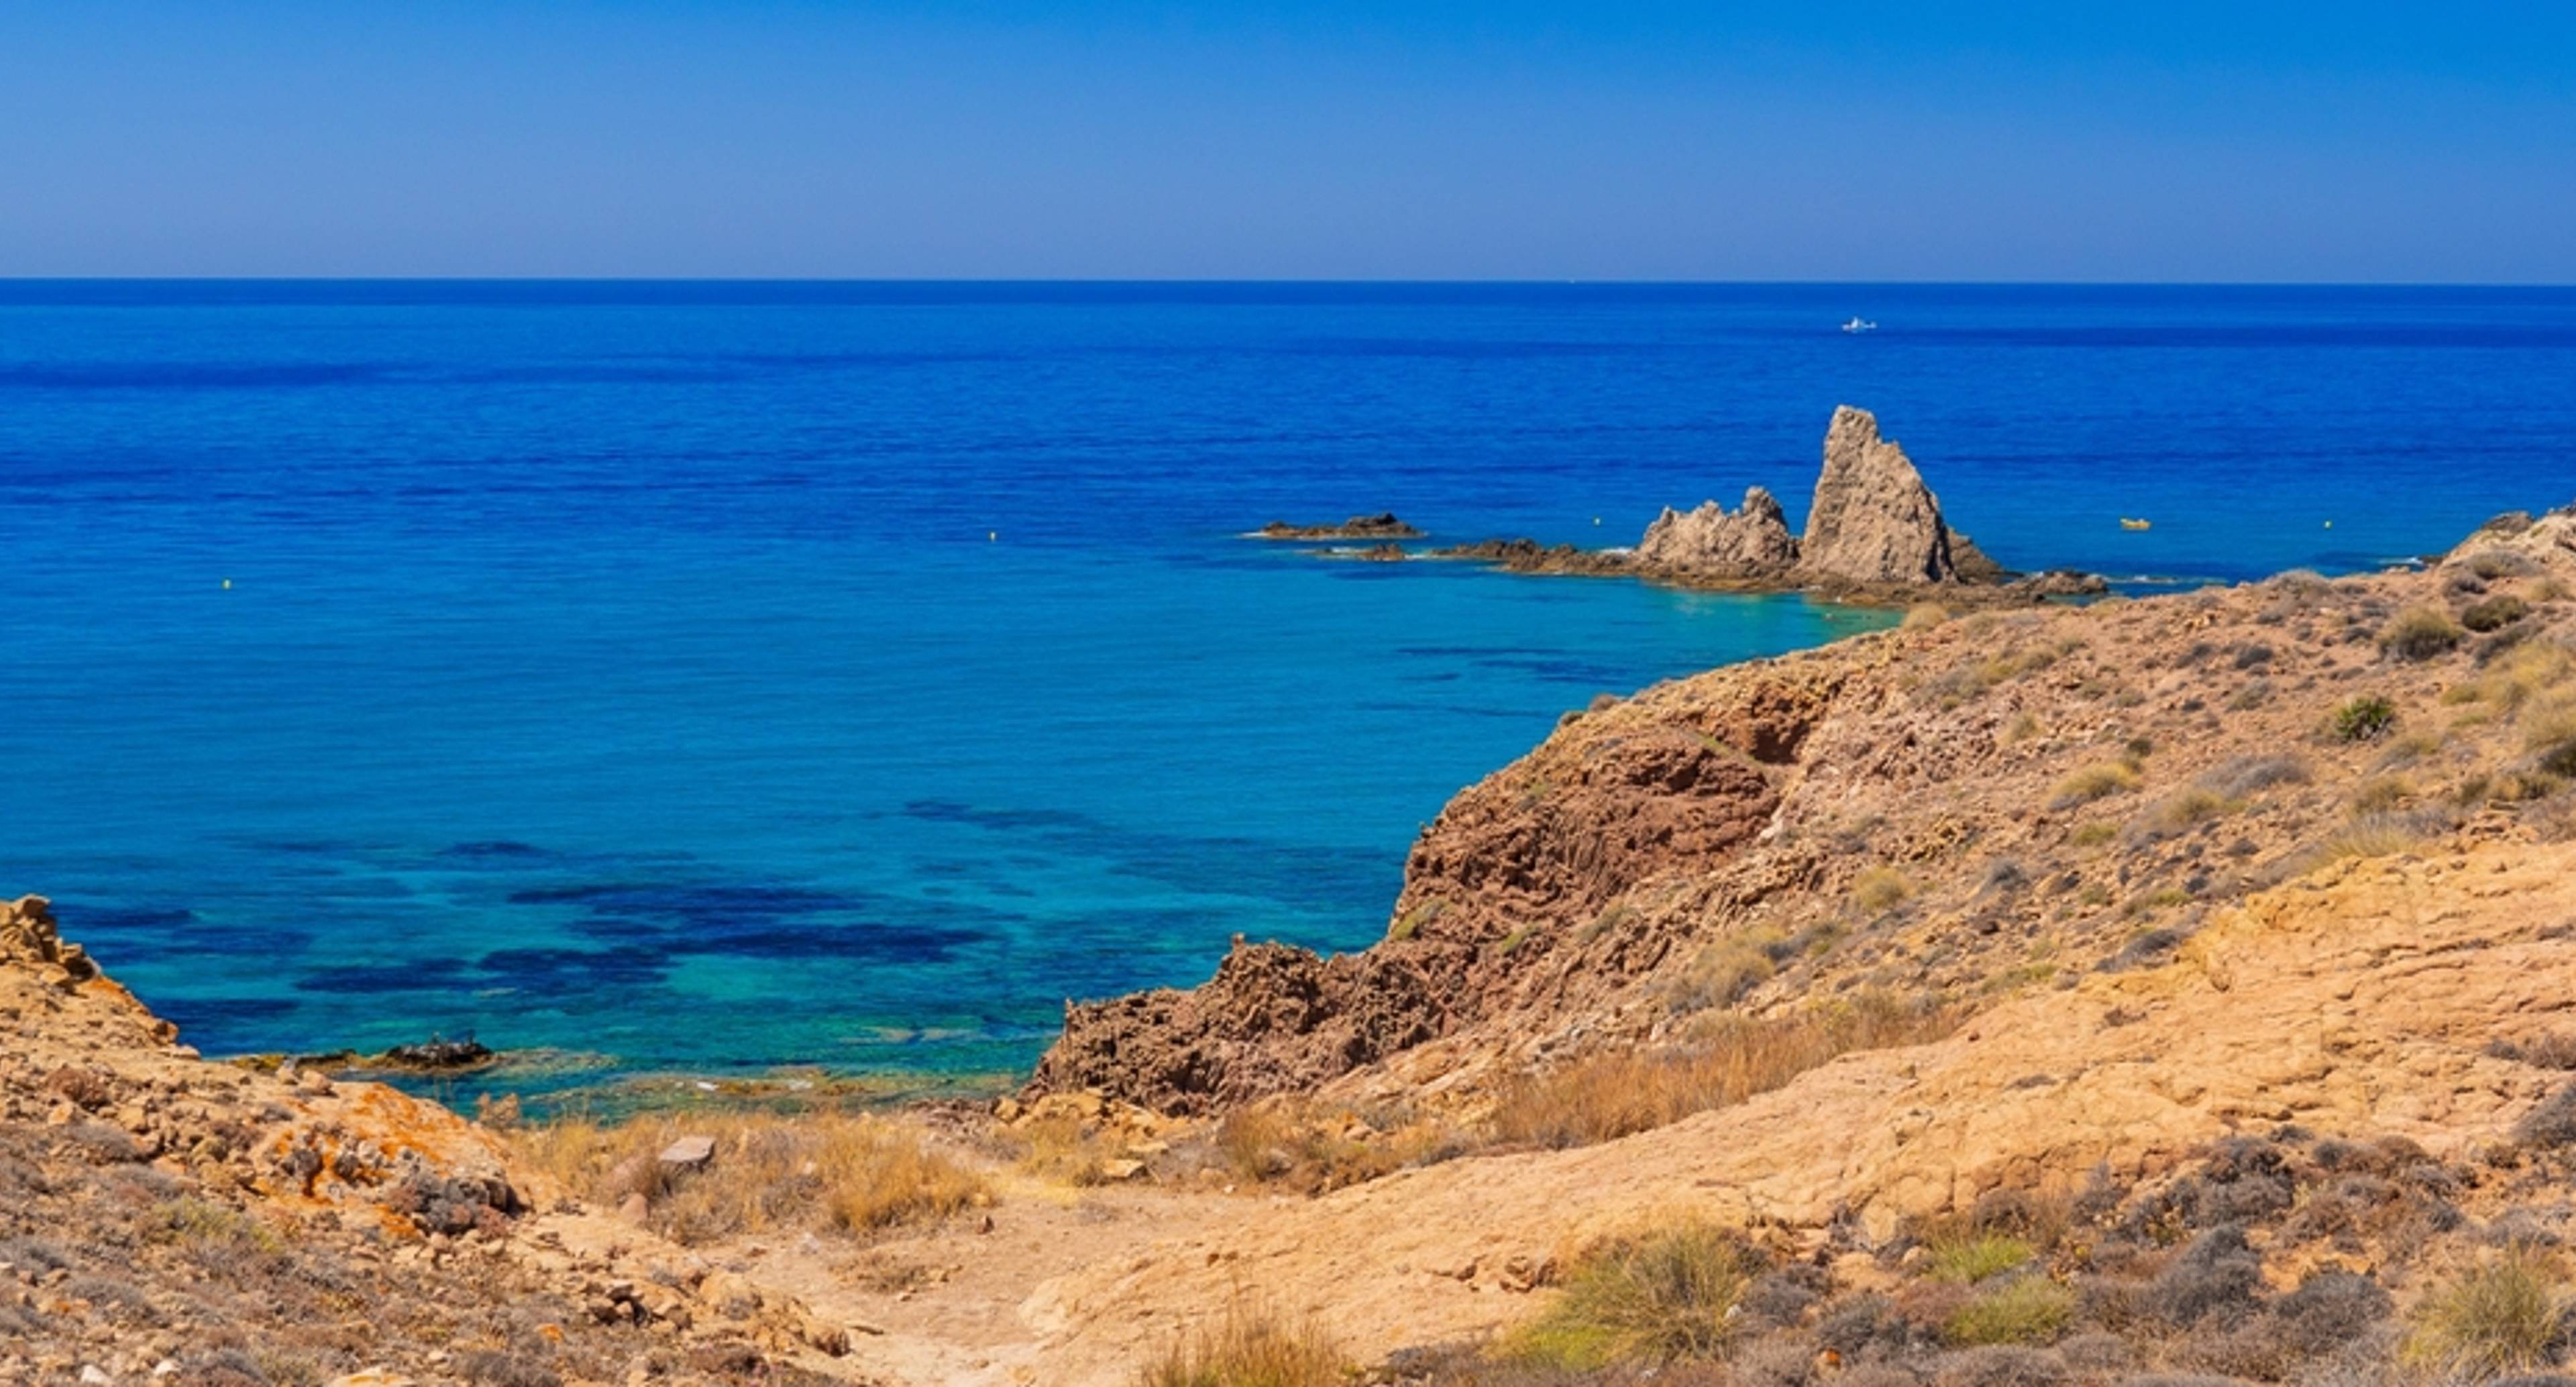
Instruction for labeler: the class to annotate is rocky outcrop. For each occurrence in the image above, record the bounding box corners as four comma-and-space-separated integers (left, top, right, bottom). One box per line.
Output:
1633, 486, 1798, 576
1256, 513, 1424, 541
0, 898, 870, 1384
1796, 405, 1960, 585
1036, 503, 2576, 1117
1403, 406, 2091, 601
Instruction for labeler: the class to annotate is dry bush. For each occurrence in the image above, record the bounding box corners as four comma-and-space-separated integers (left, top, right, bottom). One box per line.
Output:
2402, 1249, 2566, 1377
2463, 594, 2532, 633
2454, 641, 2573, 714
1852, 866, 1917, 914
511, 1109, 987, 1243
1510, 1222, 1752, 1368
1136, 1299, 1347, 1387
1208, 1100, 1469, 1194
2137, 789, 2235, 838
1491, 992, 1953, 1149
1904, 604, 1953, 630
2379, 608, 2465, 662
2348, 777, 2413, 815
1662, 930, 1784, 1015
2050, 763, 2141, 810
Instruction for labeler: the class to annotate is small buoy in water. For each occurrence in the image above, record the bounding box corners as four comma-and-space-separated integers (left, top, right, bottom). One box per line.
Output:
988, 531, 998, 542
2324, 519, 2334, 529
2118, 517, 2152, 531
1593, 516, 1601, 526
221, 578, 231, 590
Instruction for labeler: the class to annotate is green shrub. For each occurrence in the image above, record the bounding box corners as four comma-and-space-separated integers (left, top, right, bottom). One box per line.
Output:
2402, 1250, 2565, 1377
1944, 1275, 2076, 1346
1929, 1233, 2035, 1284
2070, 822, 2118, 848
2049, 762, 2141, 809
2381, 607, 2465, 661
2329, 695, 2399, 742
1513, 1223, 1750, 1368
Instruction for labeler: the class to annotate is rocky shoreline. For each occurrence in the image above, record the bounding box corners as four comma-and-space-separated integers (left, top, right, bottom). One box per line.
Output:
1271, 405, 2108, 606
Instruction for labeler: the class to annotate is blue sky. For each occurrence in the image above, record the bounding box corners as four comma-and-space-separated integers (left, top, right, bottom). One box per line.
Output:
3, 2, 2571, 280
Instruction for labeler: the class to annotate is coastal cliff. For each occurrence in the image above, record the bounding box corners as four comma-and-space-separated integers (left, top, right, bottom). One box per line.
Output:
1038, 504, 2576, 1118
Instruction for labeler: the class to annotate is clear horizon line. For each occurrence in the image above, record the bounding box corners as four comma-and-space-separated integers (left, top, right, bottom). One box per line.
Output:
3, 274, 2574, 290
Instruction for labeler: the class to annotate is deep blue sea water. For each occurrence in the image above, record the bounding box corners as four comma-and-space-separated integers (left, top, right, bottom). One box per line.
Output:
3, 282, 2571, 1100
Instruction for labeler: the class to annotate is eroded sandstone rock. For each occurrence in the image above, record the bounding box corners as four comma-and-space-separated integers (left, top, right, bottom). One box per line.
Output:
1796, 405, 1961, 585
1634, 486, 1798, 577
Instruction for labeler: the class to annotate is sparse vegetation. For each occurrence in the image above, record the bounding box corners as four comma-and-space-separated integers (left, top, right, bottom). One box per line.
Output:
1138, 1300, 1348, 1387
1902, 603, 1952, 630
2349, 775, 2412, 814
2380, 606, 2465, 661
1928, 1233, 2035, 1284
1492, 992, 1952, 1149
2070, 822, 2118, 848
2329, 694, 2400, 742
1851, 865, 1915, 913
2049, 762, 2141, 809
2402, 1250, 2566, 1378
1511, 1223, 1750, 1368
2463, 594, 2532, 633
512, 1109, 988, 1242
1944, 1276, 2075, 1346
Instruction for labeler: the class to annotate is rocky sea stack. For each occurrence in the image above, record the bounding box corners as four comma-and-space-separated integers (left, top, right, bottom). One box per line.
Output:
1415, 404, 2086, 602
1634, 404, 2005, 588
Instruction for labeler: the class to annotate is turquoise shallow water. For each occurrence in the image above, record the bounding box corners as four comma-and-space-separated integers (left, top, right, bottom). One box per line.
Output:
3, 282, 2571, 1098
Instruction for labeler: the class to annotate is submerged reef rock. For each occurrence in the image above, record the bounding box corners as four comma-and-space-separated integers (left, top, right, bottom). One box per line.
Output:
1634, 485, 1799, 577
1256, 512, 1424, 541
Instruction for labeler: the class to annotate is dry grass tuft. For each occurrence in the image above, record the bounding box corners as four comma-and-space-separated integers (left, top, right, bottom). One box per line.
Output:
1491, 991, 1952, 1149
1902, 603, 1953, 631
1136, 1299, 1348, 1387
511, 1108, 987, 1243
2402, 1249, 2567, 1377
1851, 866, 1915, 914
1510, 1222, 1750, 1368
2049, 762, 2141, 809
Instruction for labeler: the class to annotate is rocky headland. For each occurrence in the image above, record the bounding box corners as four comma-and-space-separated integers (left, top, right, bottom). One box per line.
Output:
21, 495, 2576, 1386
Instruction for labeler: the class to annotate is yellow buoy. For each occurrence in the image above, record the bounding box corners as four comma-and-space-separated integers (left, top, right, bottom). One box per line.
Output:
221, 578, 232, 590
2118, 517, 2152, 531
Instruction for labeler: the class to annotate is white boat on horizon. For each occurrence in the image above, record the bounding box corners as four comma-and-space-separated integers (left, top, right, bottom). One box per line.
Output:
1841, 317, 1878, 333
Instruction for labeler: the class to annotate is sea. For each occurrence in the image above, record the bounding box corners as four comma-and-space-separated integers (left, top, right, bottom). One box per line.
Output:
3, 281, 2571, 1105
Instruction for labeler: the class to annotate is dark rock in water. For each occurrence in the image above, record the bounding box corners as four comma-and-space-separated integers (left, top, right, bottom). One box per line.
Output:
1256, 513, 1424, 541
1426, 537, 1638, 576
380, 1036, 496, 1072
1635, 486, 1799, 577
